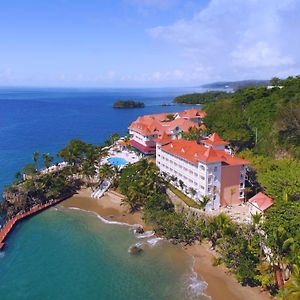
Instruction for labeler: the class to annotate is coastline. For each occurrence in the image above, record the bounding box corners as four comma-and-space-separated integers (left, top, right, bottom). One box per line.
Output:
61, 189, 272, 300
184, 243, 272, 300
61, 188, 145, 227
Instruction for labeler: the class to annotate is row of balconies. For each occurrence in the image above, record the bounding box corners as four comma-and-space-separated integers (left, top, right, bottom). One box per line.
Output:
159, 155, 199, 178
158, 162, 205, 190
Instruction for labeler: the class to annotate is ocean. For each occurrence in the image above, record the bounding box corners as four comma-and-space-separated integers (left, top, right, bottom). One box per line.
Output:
0, 87, 207, 299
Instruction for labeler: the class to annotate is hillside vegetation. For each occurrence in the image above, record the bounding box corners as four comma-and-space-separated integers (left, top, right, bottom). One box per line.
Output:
201, 79, 269, 90
203, 76, 300, 159
173, 91, 229, 105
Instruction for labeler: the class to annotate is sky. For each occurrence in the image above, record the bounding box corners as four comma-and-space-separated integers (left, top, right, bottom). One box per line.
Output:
0, 0, 299, 87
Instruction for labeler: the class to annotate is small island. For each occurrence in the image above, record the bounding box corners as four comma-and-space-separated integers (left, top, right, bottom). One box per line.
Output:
113, 100, 145, 108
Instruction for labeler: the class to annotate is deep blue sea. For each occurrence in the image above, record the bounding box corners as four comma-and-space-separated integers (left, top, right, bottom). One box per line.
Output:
0, 88, 208, 300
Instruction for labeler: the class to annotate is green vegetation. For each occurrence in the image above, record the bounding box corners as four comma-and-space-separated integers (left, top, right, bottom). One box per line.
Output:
168, 184, 200, 209
113, 100, 145, 108
239, 150, 300, 202
201, 79, 270, 90
173, 91, 229, 104
1, 76, 299, 298
181, 126, 207, 142
203, 76, 300, 158
117, 149, 299, 297
0, 139, 110, 221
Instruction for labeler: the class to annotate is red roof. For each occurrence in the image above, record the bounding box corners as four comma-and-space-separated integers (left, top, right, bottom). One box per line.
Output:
128, 112, 198, 136
249, 192, 273, 212
129, 140, 156, 154
154, 132, 172, 145
161, 139, 249, 165
177, 108, 206, 119
203, 132, 229, 146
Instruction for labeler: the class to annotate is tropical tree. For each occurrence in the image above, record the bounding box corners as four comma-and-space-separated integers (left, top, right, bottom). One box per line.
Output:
15, 171, 23, 182
278, 267, 300, 300
251, 212, 262, 230
42, 153, 53, 169
199, 195, 210, 211
23, 163, 37, 176
33, 151, 40, 171
110, 133, 120, 144
98, 163, 114, 182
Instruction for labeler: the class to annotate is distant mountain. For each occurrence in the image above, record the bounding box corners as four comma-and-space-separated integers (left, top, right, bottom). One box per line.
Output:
201, 80, 270, 90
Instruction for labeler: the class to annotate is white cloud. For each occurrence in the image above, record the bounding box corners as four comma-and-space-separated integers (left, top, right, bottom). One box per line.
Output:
148, 0, 300, 81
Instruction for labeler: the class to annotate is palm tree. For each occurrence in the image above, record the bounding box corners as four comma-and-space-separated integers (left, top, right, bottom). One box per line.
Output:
199, 195, 210, 211
270, 227, 290, 289
110, 133, 120, 144
15, 171, 23, 182
278, 264, 300, 300
42, 153, 53, 169
98, 163, 114, 183
178, 179, 185, 190
23, 163, 37, 177
33, 151, 40, 171
251, 212, 262, 230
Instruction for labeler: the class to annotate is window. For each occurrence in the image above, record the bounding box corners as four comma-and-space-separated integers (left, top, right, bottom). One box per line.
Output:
214, 167, 218, 172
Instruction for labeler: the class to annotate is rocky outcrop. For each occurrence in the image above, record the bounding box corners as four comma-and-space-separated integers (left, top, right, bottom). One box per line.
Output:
128, 244, 143, 255
135, 226, 144, 234
1, 185, 45, 220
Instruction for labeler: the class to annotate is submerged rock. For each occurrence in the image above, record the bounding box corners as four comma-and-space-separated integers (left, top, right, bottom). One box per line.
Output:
135, 226, 144, 234
128, 244, 143, 255
169, 239, 179, 245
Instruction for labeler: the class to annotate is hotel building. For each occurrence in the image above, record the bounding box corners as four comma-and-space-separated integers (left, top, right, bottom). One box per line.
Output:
128, 109, 206, 154
156, 133, 249, 210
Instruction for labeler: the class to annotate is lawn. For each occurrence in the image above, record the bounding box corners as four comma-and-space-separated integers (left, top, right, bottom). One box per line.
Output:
168, 184, 201, 209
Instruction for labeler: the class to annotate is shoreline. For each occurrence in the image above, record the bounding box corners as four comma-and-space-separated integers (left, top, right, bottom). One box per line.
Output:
61, 188, 145, 227
61, 189, 272, 300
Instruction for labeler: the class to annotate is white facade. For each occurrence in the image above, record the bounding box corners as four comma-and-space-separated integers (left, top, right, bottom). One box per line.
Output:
128, 129, 157, 147
156, 144, 221, 210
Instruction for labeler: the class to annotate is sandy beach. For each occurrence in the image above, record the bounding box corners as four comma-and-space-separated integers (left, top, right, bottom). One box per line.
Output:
184, 243, 272, 300
61, 189, 272, 300
62, 188, 145, 226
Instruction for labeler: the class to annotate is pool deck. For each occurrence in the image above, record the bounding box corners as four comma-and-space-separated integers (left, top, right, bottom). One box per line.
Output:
102, 148, 141, 166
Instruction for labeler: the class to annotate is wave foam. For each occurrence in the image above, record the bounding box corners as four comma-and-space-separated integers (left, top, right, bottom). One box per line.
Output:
135, 230, 155, 239
185, 258, 211, 300
147, 237, 163, 247
66, 206, 141, 228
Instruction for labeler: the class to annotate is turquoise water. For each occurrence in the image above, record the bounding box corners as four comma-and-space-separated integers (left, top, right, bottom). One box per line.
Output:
108, 157, 128, 166
0, 88, 207, 299
0, 207, 205, 300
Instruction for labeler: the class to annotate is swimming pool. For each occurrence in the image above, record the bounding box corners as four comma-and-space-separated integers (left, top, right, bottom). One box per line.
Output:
108, 157, 128, 166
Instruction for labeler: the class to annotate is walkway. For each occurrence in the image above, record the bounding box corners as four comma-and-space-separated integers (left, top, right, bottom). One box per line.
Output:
0, 194, 72, 250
